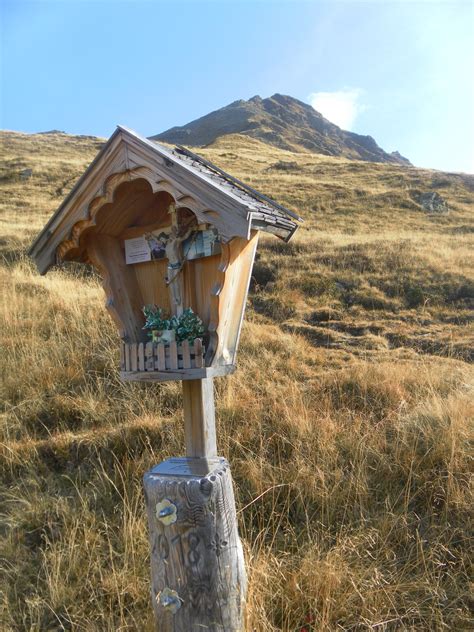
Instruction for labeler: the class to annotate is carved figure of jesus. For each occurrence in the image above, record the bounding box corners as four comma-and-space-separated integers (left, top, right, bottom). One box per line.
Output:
165, 223, 194, 316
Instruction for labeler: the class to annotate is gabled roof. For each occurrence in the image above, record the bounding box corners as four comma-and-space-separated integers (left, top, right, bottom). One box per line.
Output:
29, 126, 302, 274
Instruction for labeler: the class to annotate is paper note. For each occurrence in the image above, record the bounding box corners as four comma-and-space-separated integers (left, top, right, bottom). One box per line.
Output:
125, 236, 151, 264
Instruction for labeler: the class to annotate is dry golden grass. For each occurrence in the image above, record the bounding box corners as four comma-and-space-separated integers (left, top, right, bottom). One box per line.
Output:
1, 130, 473, 631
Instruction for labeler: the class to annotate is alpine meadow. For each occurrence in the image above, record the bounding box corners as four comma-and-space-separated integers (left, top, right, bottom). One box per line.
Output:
1, 128, 473, 631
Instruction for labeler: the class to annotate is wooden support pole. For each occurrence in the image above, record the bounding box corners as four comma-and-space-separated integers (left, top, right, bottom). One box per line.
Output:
144, 380, 247, 630
182, 378, 217, 458
144, 457, 247, 631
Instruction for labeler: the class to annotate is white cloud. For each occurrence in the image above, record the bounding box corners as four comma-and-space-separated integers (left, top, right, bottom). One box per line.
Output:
308, 89, 365, 130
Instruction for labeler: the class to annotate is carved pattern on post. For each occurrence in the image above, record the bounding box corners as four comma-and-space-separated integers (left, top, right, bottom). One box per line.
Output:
144, 458, 247, 631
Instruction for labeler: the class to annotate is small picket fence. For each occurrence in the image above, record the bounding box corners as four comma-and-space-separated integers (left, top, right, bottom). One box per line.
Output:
121, 339, 204, 372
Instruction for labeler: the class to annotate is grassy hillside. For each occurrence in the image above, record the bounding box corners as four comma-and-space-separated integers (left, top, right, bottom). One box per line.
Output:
1, 129, 473, 631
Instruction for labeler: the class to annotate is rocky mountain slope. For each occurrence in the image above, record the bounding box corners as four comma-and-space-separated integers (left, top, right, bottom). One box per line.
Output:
152, 93, 411, 165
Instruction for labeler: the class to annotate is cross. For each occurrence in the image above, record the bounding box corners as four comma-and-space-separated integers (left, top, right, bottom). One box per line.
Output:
165, 204, 194, 316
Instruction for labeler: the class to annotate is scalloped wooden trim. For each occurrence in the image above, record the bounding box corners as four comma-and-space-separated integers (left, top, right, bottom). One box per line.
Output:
57, 218, 95, 260
57, 169, 135, 262
56, 167, 218, 264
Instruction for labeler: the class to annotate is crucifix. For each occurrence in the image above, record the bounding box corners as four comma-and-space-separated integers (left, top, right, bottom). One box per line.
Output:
165, 204, 194, 316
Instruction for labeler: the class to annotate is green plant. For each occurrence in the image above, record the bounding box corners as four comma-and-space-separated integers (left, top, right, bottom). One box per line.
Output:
142, 305, 170, 333
142, 305, 205, 343
174, 307, 205, 343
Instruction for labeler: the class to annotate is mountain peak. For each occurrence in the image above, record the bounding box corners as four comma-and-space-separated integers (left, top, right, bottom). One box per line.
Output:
152, 94, 410, 165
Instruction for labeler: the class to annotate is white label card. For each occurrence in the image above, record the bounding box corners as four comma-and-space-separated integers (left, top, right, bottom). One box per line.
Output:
125, 236, 151, 264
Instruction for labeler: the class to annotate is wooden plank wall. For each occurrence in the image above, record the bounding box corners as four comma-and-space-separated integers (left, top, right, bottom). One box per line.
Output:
183, 252, 221, 329
134, 259, 171, 313
213, 232, 259, 366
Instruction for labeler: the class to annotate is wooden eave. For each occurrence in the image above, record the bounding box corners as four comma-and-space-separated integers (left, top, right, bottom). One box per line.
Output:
28, 126, 300, 274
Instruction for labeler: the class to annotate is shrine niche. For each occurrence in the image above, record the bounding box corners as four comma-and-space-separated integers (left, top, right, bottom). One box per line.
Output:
29, 126, 302, 383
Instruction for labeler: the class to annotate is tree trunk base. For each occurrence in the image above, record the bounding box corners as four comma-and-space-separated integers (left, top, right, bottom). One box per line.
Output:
144, 457, 247, 631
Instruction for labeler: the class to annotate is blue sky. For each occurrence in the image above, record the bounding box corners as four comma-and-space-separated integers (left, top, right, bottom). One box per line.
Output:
1, 0, 473, 173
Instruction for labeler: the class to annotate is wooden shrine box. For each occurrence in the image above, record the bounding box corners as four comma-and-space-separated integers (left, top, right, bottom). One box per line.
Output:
29, 126, 301, 382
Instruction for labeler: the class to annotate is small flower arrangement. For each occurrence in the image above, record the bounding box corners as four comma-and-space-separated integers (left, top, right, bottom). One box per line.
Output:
142, 305, 205, 344
175, 308, 205, 343
143, 305, 170, 333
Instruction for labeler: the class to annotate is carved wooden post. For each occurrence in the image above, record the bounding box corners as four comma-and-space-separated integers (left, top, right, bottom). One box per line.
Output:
143, 378, 247, 631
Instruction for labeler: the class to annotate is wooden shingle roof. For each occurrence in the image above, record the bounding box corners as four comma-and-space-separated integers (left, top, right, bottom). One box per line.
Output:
168, 144, 302, 238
